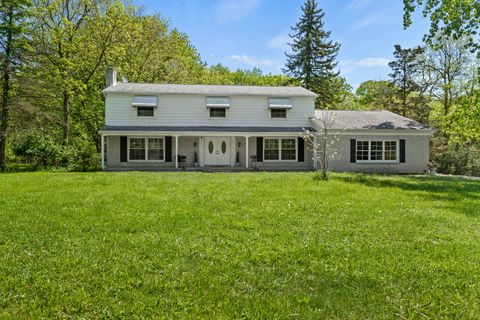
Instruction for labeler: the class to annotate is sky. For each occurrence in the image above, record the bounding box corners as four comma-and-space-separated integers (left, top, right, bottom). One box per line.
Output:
133, 0, 431, 89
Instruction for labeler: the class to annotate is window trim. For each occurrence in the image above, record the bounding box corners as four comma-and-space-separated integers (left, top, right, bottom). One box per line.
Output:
128, 137, 165, 162
263, 137, 298, 162
136, 106, 155, 118
356, 139, 399, 163
209, 107, 227, 119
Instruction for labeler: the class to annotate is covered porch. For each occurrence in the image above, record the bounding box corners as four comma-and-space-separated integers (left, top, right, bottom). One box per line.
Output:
100, 127, 315, 171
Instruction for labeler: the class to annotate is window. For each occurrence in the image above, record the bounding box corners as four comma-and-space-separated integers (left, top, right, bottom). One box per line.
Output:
271, 108, 287, 119
209, 107, 226, 118
129, 137, 165, 161
129, 138, 146, 160
264, 138, 297, 161
356, 140, 398, 162
137, 107, 154, 117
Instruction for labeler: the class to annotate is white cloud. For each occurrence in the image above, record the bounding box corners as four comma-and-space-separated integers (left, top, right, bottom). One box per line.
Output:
267, 32, 290, 50
216, 0, 261, 22
339, 57, 389, 74
230, 55, 274, 68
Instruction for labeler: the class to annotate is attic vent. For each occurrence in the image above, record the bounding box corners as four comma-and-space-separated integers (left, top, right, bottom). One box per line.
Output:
268, 98, 293, 109
206, 97, 230, 108
132, 96, 157, 107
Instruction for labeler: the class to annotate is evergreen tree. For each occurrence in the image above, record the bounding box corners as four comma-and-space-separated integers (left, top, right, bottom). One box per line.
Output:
283, 0, 340, 108
388, 45, 425, 117
0, 0, 31, 169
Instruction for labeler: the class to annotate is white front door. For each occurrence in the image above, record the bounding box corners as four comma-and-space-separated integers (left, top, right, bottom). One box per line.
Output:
205, 137, 231, 166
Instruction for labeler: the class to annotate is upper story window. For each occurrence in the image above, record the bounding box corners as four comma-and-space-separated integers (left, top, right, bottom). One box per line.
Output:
356, 140, 398, 163
137, 107, 154, 117
268, 98, 292, 119
132, 95, 157, 118
206, 96, 229, 119
209, 108, 226, 118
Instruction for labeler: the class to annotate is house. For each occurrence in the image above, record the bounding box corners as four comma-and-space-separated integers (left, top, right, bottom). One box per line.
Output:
100, 67, 434, 173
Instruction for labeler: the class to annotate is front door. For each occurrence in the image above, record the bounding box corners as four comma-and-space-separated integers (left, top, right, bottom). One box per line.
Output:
205, 137, 230, 166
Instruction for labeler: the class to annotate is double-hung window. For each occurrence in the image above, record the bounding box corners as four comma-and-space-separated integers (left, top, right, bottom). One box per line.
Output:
356, 140, 398, 162
129, 137, 165, 161
264, 138, 297, 161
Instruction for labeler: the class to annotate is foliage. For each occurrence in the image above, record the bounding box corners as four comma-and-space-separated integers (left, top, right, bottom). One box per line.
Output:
11, 133, 63, 168
284, 0, 340, 108
356, 80, 398, 110
0, 172, 480, 318
446, 90, 480, 144
403, 0, 480, 55
0, 0, 32, 169
436, 145, 480, 177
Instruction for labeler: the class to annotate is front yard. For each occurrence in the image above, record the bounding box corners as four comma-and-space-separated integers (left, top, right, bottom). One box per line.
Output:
0, 172, 479, 319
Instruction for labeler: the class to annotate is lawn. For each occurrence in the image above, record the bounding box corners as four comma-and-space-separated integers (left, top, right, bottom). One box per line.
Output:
0, 172, 479, 319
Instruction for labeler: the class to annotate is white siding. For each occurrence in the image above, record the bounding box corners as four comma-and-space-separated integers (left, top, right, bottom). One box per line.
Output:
105, 93, 315, 127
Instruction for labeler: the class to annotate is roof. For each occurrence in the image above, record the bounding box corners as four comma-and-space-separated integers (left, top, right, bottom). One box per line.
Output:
103, 83, 318, 98
101, 125, 314, 133
313, 110, 431, 130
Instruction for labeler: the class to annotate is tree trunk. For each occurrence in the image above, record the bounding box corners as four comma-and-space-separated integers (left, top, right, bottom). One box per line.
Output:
62, 90, 70, 144
0, 5, 13, 169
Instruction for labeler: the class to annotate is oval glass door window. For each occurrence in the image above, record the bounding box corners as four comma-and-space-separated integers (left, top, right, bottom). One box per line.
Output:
221, 141, 227, 154
208, 141, 214, 154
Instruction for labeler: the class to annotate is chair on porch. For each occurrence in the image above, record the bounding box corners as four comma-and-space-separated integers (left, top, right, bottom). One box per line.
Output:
177, 155, 187, 170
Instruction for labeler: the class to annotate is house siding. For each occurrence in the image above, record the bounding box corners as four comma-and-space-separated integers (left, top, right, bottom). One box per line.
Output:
105, 93, 314, 128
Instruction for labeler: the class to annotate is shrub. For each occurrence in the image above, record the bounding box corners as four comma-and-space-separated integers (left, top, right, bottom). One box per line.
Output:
11, 134, 63, 169
436, 145, 480, 177
64, 139, 101, 172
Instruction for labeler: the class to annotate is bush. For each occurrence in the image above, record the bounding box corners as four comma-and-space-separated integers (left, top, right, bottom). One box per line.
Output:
64, 139, 101, 172
11, 134, 63, 169
436, 146, 480, 177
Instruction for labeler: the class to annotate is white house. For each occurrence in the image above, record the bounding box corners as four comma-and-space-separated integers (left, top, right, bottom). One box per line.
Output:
100, 67, 434, 173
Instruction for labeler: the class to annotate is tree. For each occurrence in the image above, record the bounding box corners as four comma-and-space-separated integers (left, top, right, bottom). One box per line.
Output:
284, 0, 340, 108
356, 80, 397, 110
423, 37, 471, 116
32, 0, 129, 144
0, 0, 31, 169
403, 0, 480, 55
388, 45, 426, 117
301, 110, 341, 180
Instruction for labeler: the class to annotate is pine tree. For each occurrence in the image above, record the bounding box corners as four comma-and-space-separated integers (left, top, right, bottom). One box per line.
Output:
388, 45, 425, 117
283, 0, 340, 108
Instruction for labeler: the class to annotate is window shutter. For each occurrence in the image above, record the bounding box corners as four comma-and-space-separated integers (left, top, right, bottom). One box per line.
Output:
120, 136, 127, 162
256, 137, 263, 162
350, 139, 356, 163
165, 136, 172, 162
298, 137, 305, 162
400, 139, 406, 163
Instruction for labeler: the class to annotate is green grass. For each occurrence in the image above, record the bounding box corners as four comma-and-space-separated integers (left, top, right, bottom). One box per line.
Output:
0, 172, 479, 319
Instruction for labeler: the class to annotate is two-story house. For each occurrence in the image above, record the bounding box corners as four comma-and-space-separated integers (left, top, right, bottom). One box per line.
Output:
100, 67, 434, 173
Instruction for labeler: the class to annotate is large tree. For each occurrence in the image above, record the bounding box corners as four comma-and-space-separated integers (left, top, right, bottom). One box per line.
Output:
0, 0, 31, 169
403, 0, 480, 55
283, 0, 340, 108
388, 45, 426, 117
356, 80, 397, 111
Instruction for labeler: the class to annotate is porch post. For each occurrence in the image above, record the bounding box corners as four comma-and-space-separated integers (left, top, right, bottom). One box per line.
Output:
313, 135, 318, 170
245, 136, 249, 168
175, 136, 179, 169
100, 133, 105, 169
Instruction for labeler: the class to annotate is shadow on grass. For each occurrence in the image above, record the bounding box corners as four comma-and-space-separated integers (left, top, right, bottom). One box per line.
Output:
335, 174, 480, 217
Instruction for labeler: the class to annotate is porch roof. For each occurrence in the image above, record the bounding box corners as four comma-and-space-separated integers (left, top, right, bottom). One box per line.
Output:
101, 125, 314, 133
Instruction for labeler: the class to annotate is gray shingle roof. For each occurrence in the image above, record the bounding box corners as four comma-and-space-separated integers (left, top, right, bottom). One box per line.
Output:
101, 125, 314, 133
103, 83, 318, 97
313, 110, 431, 130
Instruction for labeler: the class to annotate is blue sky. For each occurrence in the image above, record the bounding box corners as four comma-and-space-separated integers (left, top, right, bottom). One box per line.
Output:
134, 0, 430, 89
